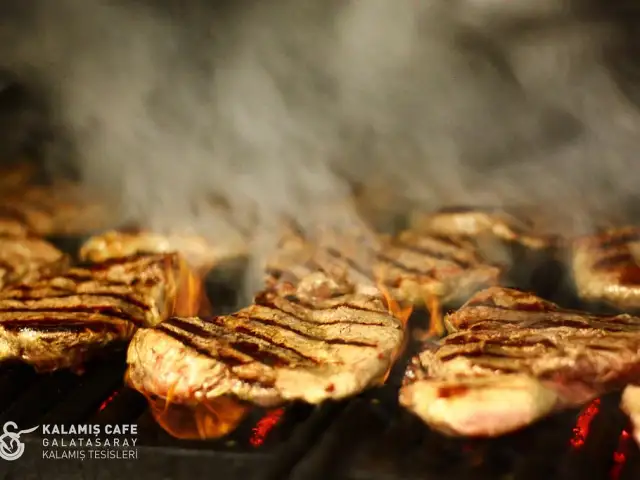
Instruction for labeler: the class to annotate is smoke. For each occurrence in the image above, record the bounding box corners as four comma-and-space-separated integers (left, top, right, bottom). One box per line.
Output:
1, 0, 639, 251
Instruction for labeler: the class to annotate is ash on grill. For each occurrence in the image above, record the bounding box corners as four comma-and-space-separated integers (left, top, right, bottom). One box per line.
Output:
0, 232, 638, 480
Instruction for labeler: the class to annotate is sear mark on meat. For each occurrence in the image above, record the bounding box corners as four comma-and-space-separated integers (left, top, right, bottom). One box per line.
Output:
0, 253, 185, 372
572, 226, 640, 310
80, 229, 248, 274
125, 272, 405, 417
400, 287, 640, 438
0, 235, 68, 289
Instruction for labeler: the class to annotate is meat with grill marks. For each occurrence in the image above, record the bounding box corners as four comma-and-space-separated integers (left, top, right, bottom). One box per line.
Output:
572, 226, 640, 311
261, 225, 501, 339
264, 226, 501, 310
399, 287, 640, 437
0, 235, 69, 289
621, 385, 640, 447
125, 271, 405, 439
0, 182, 112, 236
0, 253, 192, 372
409, 206, 558, 252
79, 229, 247, 274
374, 230, 501, 308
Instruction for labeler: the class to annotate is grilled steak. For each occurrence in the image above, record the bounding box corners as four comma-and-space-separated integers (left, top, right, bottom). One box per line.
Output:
409, 206, 557, 251
262, 225, 500, 338
375, 230, 501, 307
399, 287, 640, 437
0, 182, 111, 236
265, 226, 500, 307
0, 253, 192, 372
572, 226, 640, 311
621, 385, 640, 447
0, 217, 32, 236
79, 229, 247, 274
0, 235, 68, 289
409, 206, 563, 299
0, 161, 38, 192
125, 272, 404, 439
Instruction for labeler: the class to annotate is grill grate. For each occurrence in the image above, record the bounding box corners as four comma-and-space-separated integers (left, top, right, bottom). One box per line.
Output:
0, 353, 345, 480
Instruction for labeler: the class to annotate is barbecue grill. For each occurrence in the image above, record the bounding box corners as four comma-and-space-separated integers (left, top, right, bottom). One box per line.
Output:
0, 234, 638, 480
0, 84, 638, 479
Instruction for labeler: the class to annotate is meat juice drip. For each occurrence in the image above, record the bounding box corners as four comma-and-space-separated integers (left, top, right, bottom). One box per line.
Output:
250, 408, 285, 447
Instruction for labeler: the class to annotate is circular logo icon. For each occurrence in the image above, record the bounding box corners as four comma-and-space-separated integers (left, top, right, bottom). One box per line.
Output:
0, 422, 38, 461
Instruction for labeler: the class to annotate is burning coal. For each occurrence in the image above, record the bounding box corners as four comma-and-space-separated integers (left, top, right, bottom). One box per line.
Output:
0, 0, 639, 269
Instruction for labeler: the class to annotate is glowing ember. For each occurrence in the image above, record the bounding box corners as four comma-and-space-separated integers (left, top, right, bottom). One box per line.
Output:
570, 398, 601, 449
98, 390, 120, 412
609, 429, 631, 480
250, 409, 285, 447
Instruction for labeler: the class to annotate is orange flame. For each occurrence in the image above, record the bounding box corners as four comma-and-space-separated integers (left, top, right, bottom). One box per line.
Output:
570, 398, 601, 449
377, 282, 412, 327
147, 394, 250, 440
172, 257, 208, 317
377, 282, 412, 383
424, 293, 445, 338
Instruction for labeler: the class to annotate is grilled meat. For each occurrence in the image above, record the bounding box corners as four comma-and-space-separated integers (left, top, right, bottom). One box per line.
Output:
0, 217, 32, 236
409, 206, 563, 299
400, 287, 640, 437
263, 226, 500, 337
0, 182, 111, 236
375, 230, 502, 307
0, 161, 38, 193
409, 206, 558, 251
0, 235, 68, 289
265, 226, 501, 307
79, 229, 246, 274
125, 272, 404, 438
0, 253, 191, 372
572, 226, 640, 311
621, 385, 640, 447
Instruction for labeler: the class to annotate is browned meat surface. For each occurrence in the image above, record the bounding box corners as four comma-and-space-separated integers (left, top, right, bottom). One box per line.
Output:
375, 230, 501, 307
0, 253, 191, 372
262, 225, 500, 338
0, 235, 68, 288
0, 217, 32, 236
621, 385, 640, 447
125, 272, 404, 438
80, 229, 247, 273
572, 226, 640, 310
0, 161, 38, 193
0, 182, 112, 236
399, 287, 640, 437
264, 226, 501, 308
409, 206, 558, 251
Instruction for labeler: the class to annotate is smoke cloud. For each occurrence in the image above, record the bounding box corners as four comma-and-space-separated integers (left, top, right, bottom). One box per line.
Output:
0, 0, 639, 251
